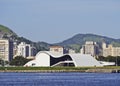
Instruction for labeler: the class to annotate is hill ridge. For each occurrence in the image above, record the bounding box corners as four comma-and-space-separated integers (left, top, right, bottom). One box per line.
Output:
1, 24, 120, 52
0, 25, 17, 35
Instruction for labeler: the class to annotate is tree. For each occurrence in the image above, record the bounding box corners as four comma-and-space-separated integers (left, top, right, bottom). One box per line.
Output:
0, 59, 3, 66
10, 56, 31, 66
97, 56, 120, 66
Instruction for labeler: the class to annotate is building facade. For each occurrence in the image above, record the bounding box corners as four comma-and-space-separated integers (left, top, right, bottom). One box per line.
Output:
102, 42, 120, 57
0, 39, 13, 61
81, 41, 99, 56
49, 46, 64, 54
16, 42, 36, 58
68, 49, 75, 54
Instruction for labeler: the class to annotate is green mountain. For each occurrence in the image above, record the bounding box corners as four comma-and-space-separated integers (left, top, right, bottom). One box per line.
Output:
59, 33, 120, 45
0, 25, 17, 38
1, 24, 120, 53
56, 34, 120, 52
0, 24, 51, 52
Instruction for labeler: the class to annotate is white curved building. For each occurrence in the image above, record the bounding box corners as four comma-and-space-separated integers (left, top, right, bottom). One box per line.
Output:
24, 51, 105, 67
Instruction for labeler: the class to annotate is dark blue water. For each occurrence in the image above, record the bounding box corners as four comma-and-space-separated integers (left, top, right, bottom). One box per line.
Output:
0, 72, 120, 86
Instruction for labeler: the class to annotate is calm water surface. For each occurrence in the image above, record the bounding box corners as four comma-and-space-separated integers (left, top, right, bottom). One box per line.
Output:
0, 72, 120, 86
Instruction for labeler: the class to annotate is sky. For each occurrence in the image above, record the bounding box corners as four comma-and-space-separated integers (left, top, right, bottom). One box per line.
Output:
0, 0, 120, 43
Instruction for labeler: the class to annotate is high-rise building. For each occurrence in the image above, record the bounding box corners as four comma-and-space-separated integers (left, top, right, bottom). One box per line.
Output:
16, 42, 36, 58
81, 41, 99, 56
13, 42, 18, 57
0, 39, 13, 61
102, 42, 120, 57
30, 45, 37, 56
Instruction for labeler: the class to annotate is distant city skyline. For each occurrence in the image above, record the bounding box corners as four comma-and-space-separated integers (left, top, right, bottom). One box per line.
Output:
0, 0, 120, 43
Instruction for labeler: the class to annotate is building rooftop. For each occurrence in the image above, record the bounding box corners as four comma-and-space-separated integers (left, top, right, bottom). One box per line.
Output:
50, 46, 63, 48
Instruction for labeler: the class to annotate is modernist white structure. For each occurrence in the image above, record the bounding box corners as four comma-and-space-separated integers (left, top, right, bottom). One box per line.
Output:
24, 51, 106, 67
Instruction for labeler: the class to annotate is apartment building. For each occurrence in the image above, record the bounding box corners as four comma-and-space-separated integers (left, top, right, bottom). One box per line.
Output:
16, 42, 36, 58
0, 39, 13, 61
81, 41, 99, 56
102, 42, 120, 57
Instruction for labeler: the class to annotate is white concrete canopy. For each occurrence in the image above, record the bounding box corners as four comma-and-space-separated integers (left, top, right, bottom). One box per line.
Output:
24, 51, 104, 67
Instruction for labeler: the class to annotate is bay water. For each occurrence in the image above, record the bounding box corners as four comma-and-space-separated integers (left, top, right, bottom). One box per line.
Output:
0, 72, 120, 86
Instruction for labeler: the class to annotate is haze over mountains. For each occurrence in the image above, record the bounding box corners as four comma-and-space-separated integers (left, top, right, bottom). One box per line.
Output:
1, 24, 120, 52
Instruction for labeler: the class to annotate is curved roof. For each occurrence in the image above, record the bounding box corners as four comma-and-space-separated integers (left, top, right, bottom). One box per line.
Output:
36, 51, 64, 58
69, 54, 102, 67
24, 51, 103, 67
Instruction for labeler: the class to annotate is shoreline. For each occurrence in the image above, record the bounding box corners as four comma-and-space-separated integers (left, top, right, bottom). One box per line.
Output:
0, 70, 85, 73
0, 66, 120, 73
0, 69, 119, 73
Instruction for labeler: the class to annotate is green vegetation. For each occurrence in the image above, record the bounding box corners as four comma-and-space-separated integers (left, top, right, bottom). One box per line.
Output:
0, 25, 12, 33
0, 67, 90, 71
10, 56, 31, 66
0, 60, 9, 66
1, 24, 120, 53
0, 66, 120, 72
0, 25, 16, 35
68, 44, 81, 53
0, 24, 50, 52
57, 34, 120, 51
111, 42, 120, 47
97, 56, 120, 66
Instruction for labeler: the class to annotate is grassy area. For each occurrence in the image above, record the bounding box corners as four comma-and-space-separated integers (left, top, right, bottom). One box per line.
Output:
0, 25, 12, 33
0, 67, 91, 71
